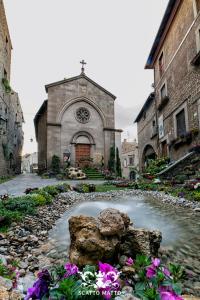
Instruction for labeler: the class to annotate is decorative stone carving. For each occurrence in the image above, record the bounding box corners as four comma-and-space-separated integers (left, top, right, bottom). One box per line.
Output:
76, 107, 90, 123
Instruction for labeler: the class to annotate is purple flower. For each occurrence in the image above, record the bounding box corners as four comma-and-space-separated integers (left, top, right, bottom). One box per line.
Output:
98, 262, 117, 274
25, 279, 49, 300
64, 262, 79, 277
163, 267, 170, 277
152, 258, 160, 268
25, 269, 51, 300
159, 287, 183, 300
98, 262, 121, 300
146, 266, 156, 278
126, 257, 134, 266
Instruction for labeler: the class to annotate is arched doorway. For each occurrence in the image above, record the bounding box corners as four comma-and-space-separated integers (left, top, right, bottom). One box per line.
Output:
142, 145, 157, 169
71, 132, 95, 168
130, 170, 136, 180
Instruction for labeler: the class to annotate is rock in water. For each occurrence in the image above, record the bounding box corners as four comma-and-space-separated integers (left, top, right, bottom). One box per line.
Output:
120, 227, 162, 257
69, 208, 162, 266
69, 215, 119, 266
98, 208, 130, 236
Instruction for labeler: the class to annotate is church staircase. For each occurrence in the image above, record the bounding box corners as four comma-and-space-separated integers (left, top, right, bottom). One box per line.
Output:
83, 168, 104, 180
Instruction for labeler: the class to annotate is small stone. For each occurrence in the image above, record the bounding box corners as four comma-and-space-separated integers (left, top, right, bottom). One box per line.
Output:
19, 261, 28, 269
122, 286, 133, 294
9, 290, 24, 300
0, 276, 13, 291
194, 208, 200, 212
0, 287, 9, 300
0, 254, 7, 265
122, 266, 136, 276
19, 269, 26, 277
119, 255, 128, 266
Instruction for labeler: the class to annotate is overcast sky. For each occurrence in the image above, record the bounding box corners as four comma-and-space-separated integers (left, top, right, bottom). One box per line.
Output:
4, 0, 168, 154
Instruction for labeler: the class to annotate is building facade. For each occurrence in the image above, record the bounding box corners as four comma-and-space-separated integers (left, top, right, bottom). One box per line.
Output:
136, 0, 200, 170
34, 69, 122, 172
0, 0, 24, 175
121, 139, 139, 179
21, 152, 38, 173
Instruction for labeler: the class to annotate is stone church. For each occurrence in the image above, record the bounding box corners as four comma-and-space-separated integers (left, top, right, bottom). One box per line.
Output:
34, 63, 122, 172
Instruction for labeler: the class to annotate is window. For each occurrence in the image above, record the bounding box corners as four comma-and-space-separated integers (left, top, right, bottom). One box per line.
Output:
161, 140, 168, 157
152, 118, 157, 136
159, 52, 164, 77
196, 0, 200, 12
124, 159, 127, 168
4, 69, 7, 79
129, 156, 134, 166
160, 84, 167, 99
176, 109, 186, 137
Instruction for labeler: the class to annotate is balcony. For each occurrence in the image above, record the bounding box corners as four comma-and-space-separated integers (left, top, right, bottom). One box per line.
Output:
158, 96, 169, 111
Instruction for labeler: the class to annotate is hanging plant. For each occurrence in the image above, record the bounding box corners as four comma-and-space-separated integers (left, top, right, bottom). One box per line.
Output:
2, 78, 12, 93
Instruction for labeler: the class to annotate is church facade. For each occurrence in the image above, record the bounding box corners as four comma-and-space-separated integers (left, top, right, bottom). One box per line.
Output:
34, 68, 122, 172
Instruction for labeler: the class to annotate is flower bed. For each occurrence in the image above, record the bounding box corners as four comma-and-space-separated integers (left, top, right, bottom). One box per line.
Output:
0, 183, 71, 231
25, 256, 185, 300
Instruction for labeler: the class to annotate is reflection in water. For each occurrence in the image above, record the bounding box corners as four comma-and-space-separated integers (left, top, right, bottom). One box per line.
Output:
48, 195, 200, 261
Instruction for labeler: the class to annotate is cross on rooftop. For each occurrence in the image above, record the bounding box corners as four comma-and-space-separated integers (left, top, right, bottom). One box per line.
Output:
80, 59, 87, 73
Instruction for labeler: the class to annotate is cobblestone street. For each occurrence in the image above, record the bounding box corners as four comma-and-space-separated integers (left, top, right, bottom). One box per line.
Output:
0, 173, 104, 196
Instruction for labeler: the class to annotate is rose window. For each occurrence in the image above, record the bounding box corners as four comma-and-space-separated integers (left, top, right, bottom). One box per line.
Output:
76, 107, 90, 123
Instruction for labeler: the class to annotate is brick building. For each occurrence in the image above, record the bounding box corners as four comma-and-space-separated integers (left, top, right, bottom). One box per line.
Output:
121, 139, 139, 179
34, 66, 122, 173
0, 0, 24, 175
135, 0, 200, 170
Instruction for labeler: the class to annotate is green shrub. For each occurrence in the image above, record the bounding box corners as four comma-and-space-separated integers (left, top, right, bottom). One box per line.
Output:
31, 194, 46, 206
56, 183, 70, 193
192, 191, 200, 201
56, 174, 65, 180
0, 208, 22, 226
145, 157, 169, 175
37, 191, 53, 204
174, 175, 188, 184
43, 185, 59, 197
3, 196, 37, 215
51, 155, 60, 174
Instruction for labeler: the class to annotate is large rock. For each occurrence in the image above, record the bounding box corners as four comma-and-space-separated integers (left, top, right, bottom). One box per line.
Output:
98, 208, 130, 236
69, 215, 119, 266
120, 226, 162, 257
69, 209, 162, 266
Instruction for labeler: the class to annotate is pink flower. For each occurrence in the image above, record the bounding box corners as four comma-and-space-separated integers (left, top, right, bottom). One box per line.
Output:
160, 290, 183, 300
159, 287, 183, 300
64, 262, 79, 277
163, 267, 170, 277
98, 262, 117, 274
146, 266, 156, 278
126, 257, 134, 266
152, 258, 160, 267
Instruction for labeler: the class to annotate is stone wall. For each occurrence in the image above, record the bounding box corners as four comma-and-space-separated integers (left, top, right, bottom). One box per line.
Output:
137, 99, 158, 170
44, 75, 118, 169
37, 105, 47, 172
137, 0, 200, 169
0, 1, 24, 176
